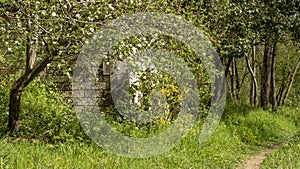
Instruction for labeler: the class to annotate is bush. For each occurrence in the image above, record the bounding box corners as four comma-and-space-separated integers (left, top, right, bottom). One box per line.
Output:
0, 80, 88, 143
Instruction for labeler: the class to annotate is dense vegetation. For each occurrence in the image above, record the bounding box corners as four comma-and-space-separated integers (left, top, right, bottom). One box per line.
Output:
0, 84, 299, 168
0, 83, 299, 168
0, 0, 299, 168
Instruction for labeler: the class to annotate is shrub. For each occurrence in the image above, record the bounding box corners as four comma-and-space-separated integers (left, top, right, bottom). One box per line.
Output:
0, 80, 88, 143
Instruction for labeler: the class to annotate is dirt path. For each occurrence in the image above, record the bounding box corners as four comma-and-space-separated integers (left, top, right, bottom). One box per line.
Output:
237, 144, 283, 169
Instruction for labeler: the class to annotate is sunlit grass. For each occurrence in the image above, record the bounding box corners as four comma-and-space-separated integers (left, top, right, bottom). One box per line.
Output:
0, 122, 254, 169
1, 111, 298, 169
261, 133, 300, 169
0, 95, 299, 169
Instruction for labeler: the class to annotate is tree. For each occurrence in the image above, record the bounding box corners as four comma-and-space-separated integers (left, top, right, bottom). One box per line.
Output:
245, 46, 258, 106
276, 41, 300, 107
258, 0, 299, 110
201, 0, 300, 110
1, 0, 106, 132
1, 0, 209, 132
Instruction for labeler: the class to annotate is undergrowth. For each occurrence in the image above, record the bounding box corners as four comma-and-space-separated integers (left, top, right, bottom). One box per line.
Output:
0, 80, 88, 143
0, 82, 299, 168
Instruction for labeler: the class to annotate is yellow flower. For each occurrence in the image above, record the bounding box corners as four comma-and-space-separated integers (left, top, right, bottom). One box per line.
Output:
161, 86, 166, 93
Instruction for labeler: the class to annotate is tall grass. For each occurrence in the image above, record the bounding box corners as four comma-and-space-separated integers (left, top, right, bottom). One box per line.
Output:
1, 106, 299, 168
261, 132, 300, 169
0, 122, 254, 169
0, 82, 299, 168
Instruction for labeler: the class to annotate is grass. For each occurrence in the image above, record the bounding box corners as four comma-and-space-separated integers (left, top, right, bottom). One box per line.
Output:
0, 122, 253, 169
1, 83, 299, 168
0, 106, 299, 169
261, 132, 300, 169
260, 107, 300, 169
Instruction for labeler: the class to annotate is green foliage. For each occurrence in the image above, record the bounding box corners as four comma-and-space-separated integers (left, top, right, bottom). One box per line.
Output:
97, 32, 212, 140
1, 103, 299, 168
0, 80, 87, 143
202, 0, 300, 58
20, 81, 87, 143
0, 122, 253, 169
0, 140, 102, 169
223, 102, 257, 119
109, 33, 211, 118
277, 107, 300, 127
231, 110, 297, 145
104, 105, 173, 138
0, 82, 9, 135
0, 0, 299, 167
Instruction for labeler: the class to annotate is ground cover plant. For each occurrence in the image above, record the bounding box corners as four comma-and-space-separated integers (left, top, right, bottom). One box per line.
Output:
0, 83, 299, 168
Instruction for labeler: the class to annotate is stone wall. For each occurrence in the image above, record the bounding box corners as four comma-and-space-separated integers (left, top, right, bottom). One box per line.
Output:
54, 59, 119, 111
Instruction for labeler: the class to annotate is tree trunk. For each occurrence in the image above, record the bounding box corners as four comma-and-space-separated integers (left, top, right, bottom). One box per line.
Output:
252, 46, 257, 106
225, 57, 233, 78
270, 42, 277, 111
230, 58, 236, 100
246, 46, 258, 106
282, 59, 300, 106
260, 42, 272, 110
7, 14, 56, 132
233, 58, 240, 100
224, 57, 234, 100
8, 55, 51, 132
277, 65, 290, 106
8, 35, 52, 132
8, 78, 26, 132
277, 80, 286, 107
